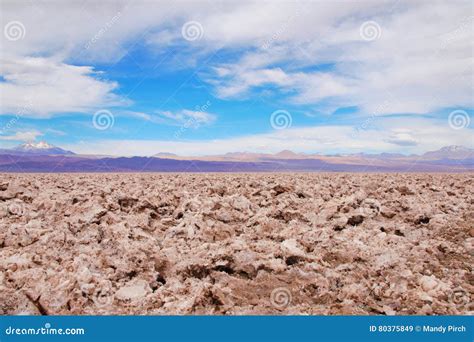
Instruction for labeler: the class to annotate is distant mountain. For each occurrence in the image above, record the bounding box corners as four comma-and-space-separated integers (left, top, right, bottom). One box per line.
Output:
355, 152, 408, 159
148, 146, 474, 162
0, 144, 472, 172
2, 141, 75, 156
273, 150, 302, 159
153, 152, 179, 158
421, 145, 474, 160
218, 152, 264, 161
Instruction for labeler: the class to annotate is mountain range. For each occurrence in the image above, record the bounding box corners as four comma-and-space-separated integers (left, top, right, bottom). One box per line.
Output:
3, 141, 75, 156
0, 142, 472, 172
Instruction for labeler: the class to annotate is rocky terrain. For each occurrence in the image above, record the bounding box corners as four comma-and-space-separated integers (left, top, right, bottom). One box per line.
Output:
0, 173, 472, 315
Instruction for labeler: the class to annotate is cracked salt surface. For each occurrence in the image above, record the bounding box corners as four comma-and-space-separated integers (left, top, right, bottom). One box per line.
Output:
0, 173, 472, 315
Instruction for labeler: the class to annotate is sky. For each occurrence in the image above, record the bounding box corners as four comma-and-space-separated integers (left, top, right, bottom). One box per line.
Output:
0, 0, 473, 156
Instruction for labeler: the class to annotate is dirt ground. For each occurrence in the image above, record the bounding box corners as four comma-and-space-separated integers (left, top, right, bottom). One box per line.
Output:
0, 173, 472, 315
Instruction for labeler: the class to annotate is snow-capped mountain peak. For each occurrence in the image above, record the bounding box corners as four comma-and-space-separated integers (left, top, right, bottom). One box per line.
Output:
12, 141, 75, 155
19, 141, 55, 150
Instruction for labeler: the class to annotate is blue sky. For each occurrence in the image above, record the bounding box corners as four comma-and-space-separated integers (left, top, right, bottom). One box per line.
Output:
0, 0, 472, 156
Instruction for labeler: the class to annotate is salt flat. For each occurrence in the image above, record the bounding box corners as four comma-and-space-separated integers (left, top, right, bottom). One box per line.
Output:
0, 173, 472, 315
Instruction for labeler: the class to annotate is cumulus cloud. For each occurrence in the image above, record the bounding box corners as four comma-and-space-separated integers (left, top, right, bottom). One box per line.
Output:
206, 1, 473, 115
0, 56, 126, 118
2, 1, 472, 117
1, 0, 472, 151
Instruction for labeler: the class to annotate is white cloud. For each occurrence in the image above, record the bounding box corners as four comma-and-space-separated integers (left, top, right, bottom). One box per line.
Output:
202, 1, 473, 115
0, 130, 43, 142
0, 56, 126, 118
103, 109, 217, 128
64, 117, 473, 156
45, 128, 66, 136
1, 0, 472, 124
122, 111, 154, 122
156, 109, 216, 126
385, 131, 418, 146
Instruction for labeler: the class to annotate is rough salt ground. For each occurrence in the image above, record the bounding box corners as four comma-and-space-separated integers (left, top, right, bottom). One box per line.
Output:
0, 173, 472, 315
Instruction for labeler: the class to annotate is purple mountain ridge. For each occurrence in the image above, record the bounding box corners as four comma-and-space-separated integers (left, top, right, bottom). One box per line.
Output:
0, 143, 472, 172
2, 141, 75, 156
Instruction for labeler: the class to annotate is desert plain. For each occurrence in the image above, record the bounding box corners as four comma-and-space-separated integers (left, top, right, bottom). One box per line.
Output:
0, 173, 472, 315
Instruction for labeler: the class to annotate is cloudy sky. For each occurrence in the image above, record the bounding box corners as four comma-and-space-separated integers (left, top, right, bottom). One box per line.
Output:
0, 0, 472, 156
